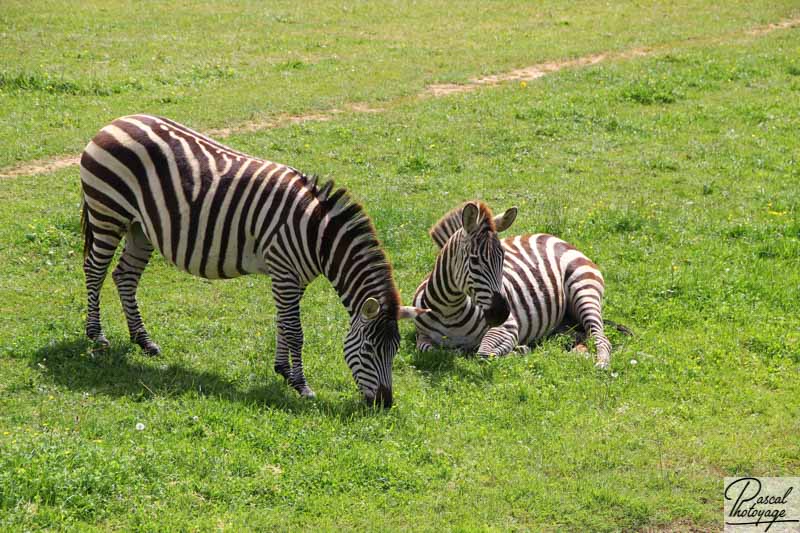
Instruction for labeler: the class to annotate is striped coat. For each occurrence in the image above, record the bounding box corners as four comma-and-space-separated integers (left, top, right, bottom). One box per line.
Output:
414, 203, 612, 368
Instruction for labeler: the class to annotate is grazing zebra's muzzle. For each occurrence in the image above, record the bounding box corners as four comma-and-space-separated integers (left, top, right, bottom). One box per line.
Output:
483, 291, 510, 327
364, 384, 393, 409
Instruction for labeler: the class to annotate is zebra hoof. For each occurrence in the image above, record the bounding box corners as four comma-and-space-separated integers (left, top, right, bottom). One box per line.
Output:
91, 335, 110, 350
140, 342, 161, 356
299, 386, 316, 399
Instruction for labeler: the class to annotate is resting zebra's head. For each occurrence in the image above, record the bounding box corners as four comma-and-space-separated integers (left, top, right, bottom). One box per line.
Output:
344, 297, 427, 409
432, 201, 518, 327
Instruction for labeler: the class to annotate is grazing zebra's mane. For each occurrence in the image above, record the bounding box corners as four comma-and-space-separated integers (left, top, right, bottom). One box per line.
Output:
301, 173, 401, 318
429, 201, 495, 248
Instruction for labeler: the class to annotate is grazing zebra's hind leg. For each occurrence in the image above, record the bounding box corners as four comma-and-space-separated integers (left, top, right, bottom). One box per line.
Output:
82, 211, 124, 348
112, 223, 159, 356
477, 319, 520, 358
271, 275, 315, 398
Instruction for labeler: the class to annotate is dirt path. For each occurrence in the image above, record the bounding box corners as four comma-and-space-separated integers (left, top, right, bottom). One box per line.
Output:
1, 15, 797, 180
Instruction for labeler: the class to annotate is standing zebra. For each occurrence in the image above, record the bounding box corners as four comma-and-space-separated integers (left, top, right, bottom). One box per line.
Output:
80, 114, 427, 407
414, 202, 613, 368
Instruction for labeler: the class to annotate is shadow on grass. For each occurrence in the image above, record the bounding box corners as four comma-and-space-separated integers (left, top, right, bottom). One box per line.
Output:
402, 331, 497, 386
30, 338, 379, 420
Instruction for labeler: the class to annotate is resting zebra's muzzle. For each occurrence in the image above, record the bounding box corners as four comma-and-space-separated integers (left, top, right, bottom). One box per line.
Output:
483, 291, 510, 327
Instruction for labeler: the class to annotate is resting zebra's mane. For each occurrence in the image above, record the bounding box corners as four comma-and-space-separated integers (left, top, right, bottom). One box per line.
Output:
428, 201, 495, 248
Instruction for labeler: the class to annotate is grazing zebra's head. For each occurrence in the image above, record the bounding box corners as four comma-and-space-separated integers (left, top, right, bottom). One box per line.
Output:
344, 297, 427, 409
439, 202, 518, 327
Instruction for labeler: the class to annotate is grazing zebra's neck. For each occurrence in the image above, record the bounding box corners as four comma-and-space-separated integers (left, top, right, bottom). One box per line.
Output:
313, 186, 400, 319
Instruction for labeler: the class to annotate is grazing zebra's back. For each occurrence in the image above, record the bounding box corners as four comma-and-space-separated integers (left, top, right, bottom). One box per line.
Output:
80, 114, 301, 279
79, 114, 428, 407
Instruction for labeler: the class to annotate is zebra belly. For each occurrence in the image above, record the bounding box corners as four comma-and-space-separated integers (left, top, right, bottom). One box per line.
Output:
134, 210, 262, 280
503, 263, 567, 346
512, 295, 566, 346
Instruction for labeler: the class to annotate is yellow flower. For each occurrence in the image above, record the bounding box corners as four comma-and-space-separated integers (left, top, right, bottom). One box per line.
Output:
520, 81, 528, 89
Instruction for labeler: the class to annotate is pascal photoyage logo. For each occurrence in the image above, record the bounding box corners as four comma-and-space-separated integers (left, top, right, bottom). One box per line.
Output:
724, 477, 800, 532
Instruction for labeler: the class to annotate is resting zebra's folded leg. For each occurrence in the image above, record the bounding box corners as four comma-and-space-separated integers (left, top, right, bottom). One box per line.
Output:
271, 274, 315, 398
112, 223, 159, 355
477, 319, 520, 358
416, 334, 434, 352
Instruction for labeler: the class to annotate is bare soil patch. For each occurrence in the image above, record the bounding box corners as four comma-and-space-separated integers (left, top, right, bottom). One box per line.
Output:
1, 16, 797, 180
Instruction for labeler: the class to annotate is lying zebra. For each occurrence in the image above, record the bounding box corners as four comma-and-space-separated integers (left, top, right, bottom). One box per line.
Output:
413, 201, 613, 368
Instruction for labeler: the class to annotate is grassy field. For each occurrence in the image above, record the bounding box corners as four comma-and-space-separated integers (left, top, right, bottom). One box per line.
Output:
2, 2, 800, 530
1, 0, 799, 168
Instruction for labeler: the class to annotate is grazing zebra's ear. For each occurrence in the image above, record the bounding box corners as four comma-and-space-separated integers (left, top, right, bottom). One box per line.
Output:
461, 202, 481, 235
493, 206, 518, 233
397, 306, 430, 320
361, 297, 381, 320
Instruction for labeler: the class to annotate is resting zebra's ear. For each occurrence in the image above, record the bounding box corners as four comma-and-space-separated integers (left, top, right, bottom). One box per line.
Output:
494, 206, 518, 233
397, 306, 430, 320
462, 202, 480, 235
361, 297, 381, 320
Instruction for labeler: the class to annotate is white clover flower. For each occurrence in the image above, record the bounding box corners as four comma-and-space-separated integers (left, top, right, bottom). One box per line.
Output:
135, 422, 145, 431
629, 359, 638, 366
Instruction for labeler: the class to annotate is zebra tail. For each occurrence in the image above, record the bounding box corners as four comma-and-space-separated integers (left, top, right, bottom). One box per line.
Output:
81, 199, 92, 260
603, 319, 634, 337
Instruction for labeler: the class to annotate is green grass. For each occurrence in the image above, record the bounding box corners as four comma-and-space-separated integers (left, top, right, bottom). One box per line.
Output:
2, 5, 800, 531
1, 0, 799, 168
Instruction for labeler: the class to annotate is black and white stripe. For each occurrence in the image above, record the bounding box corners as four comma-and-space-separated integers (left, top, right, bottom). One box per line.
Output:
412, 202, 512, 347
413, 202, 612, 368
80, 114, 424, 406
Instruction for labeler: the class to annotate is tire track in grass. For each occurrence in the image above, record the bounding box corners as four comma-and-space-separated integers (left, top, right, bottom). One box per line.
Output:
1, 15, 798, 180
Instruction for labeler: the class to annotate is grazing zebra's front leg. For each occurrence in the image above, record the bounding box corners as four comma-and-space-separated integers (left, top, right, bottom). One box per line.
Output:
112, 223, 160, 356
477, 319, 520, 358
271, 276, 315, 398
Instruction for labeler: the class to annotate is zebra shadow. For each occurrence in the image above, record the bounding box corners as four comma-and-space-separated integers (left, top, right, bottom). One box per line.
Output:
402, 332, 497, 387
29, 338, 378, 419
